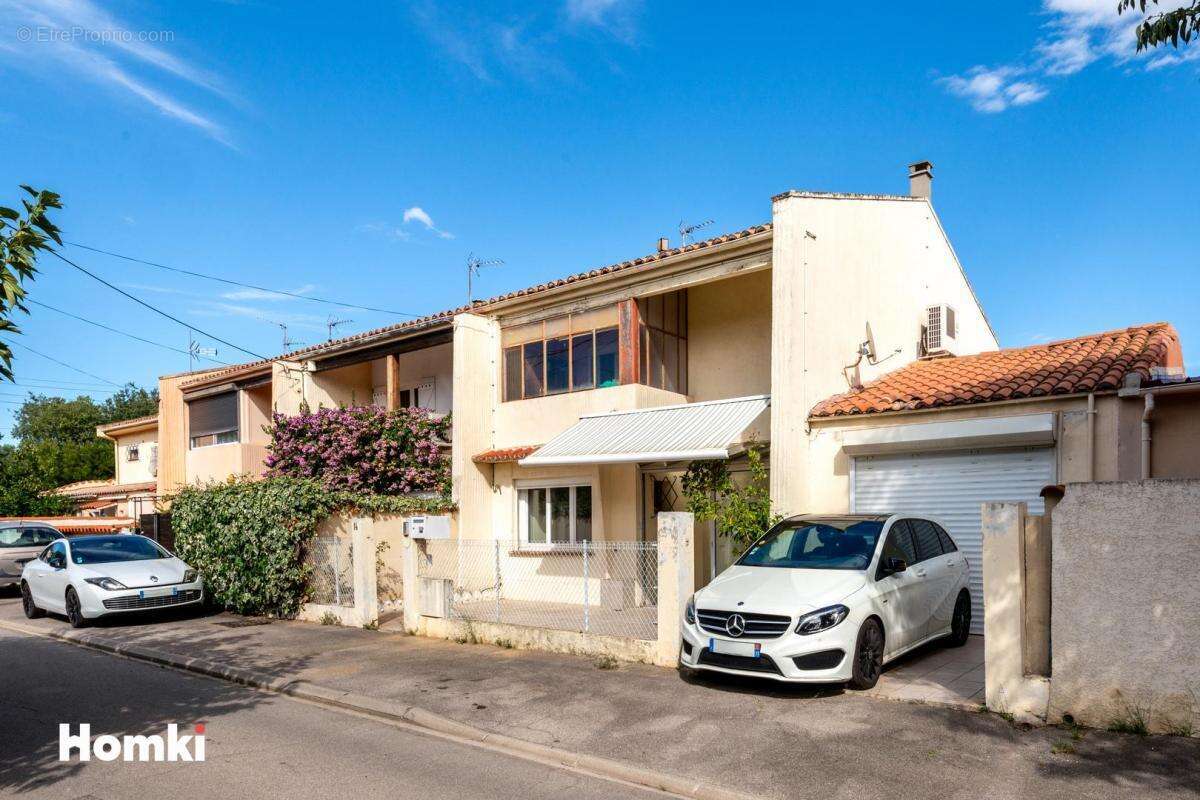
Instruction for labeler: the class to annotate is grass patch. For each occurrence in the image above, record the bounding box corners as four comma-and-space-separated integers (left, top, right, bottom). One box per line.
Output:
595, 654, 619, 670
362, 619, 380, 631
1051, 741, 1076, 755
319, 611, 341, 626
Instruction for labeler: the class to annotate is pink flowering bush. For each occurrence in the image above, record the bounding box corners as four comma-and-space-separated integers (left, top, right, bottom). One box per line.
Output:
265, 405, 450, 496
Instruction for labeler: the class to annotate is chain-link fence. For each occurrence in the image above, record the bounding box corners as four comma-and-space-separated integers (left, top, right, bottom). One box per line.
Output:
416, 539, 658, 641
307, 535, 355, 607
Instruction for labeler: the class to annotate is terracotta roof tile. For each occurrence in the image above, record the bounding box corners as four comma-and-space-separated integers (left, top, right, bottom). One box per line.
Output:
810, 323, 1182, 418
473, 445, 541, 463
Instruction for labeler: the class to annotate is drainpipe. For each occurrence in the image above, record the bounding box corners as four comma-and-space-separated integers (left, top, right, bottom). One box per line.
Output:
1141, 392, 1155, 481
1086, 393, 1096, 482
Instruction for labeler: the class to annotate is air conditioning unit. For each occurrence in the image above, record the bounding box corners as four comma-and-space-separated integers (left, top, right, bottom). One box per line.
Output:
924, 304, 959, 357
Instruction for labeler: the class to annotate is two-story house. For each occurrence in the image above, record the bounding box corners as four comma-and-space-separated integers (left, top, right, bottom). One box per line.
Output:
156, 161, 998, 578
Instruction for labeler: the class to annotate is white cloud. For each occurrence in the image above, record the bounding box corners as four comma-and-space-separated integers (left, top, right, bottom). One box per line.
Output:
0, 0, 236, 146
221, 284, 317, 302
940, 1, 1197, 113
402, 206, 454, 239
565, 0, 638, 41
355, 221, 411, 242
941, 66, 1048, 113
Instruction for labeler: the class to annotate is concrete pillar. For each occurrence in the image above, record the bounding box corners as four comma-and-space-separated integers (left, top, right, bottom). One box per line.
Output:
352, 517, 379, 626
981, 502, 1049, 723
655, 511, 694, 667
451, 313, 499, 538
402, 535, 421, 632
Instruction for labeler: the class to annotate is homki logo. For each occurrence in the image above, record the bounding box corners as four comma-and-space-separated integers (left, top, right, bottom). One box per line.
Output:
59, 723, 206, 762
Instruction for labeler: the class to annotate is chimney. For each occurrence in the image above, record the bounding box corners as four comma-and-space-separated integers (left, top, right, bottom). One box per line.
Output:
908, 160, 933, 199
657, 237, 670, 253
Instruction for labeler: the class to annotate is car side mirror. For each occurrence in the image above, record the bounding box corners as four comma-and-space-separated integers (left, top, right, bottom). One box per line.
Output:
884, 557, 907, 575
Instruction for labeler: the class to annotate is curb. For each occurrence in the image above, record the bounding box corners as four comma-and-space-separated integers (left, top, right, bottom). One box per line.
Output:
0, 618, 756, 800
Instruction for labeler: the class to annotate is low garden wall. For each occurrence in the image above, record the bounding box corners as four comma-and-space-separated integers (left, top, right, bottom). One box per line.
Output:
1049, 480, 1200, 734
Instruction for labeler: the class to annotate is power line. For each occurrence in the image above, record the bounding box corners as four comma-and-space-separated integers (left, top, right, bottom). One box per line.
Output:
3, 340, 123, 386
11, 377, 118, 388
10, 384, 119, 394
65, 241, 423, 318
26, 299, 229, 366
50, 250, 269, 361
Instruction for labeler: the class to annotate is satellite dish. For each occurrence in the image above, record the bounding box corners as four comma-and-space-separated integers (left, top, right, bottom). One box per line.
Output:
863, 322, 877, 362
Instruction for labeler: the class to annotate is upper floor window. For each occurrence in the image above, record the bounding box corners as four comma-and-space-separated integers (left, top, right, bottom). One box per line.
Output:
127, 445, 140, 462
638, 290, 688, 394
502, 307, 619, 402
188, 391, 239, 449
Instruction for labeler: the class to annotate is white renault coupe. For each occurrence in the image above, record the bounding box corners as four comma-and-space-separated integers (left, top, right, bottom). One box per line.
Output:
20, 534, 203, 628
680, 514, 971, 689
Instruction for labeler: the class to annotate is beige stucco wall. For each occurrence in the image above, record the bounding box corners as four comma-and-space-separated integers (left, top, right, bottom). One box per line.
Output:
452, 314, 500, 539
1136, 391, 1200, 479
1049, 480, 1200, 734
769, 194, 998, 515
112, 429, 158, 485
493, 382, 686, 449
803, 395, 1123, 516
686, 270, 772, 440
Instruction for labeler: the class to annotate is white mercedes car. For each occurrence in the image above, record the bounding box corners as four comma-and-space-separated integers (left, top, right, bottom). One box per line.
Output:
20, 534, 204, 628
680, 514, 971, 689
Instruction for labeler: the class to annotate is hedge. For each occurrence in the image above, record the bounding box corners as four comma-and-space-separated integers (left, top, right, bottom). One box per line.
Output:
171, 476, 453, 617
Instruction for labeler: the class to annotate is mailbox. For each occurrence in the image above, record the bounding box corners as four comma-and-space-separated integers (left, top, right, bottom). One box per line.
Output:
405, 515, 451, 540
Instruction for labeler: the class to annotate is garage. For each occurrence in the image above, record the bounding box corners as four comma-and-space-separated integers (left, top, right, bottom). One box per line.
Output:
840, 412, 1059, 634
851, 445, 1055, 633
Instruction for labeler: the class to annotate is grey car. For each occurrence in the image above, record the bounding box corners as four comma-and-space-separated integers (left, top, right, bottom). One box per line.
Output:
0, 523, 64, 588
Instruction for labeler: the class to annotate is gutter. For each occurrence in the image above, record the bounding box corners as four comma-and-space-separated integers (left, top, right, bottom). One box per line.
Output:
1121, 379, 1200, 481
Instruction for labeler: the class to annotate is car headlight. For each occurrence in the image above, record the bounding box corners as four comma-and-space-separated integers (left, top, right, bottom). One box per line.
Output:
183, 569, 199, 583
795, 604, 850, 635
685, 595, 696, 625
84, 577, 128, 591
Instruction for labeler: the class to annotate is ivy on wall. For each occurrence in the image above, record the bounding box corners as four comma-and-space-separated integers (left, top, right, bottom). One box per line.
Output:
171, 476, 453, 617
681, 446, 780, 553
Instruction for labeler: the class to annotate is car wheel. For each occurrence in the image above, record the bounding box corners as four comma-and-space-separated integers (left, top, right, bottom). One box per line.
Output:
848, 618, 884, 690
65, 587, 88, 629
948, 590, 971, 647
20, 581, 44, 619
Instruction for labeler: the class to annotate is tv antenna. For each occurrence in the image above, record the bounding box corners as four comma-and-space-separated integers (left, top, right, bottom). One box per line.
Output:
466, 252, 504, 304
678, 218, 713, 245
326, 315, 354, 341
187, 332, 218, 372
262, 319, 304, 352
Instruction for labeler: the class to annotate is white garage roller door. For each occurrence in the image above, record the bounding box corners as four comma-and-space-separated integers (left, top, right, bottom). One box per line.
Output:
853, 447, 1055, 634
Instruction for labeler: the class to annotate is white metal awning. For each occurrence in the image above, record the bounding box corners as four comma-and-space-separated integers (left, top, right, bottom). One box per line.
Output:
519, 395, 770, 466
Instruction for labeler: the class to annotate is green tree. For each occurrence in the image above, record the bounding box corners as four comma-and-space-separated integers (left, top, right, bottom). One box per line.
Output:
0, 186, 62, 381
1118, 1, 1199, 52
681, 446, 781, 553
0, 385, 159, 516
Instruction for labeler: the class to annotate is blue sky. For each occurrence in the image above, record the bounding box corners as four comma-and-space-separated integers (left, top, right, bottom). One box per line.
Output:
0, 0, 1196, 437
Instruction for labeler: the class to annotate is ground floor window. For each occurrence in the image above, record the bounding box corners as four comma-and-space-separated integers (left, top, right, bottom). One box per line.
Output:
519, 482, 592, 546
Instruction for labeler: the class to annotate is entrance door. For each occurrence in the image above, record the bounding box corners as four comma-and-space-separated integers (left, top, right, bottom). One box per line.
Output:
853, 447, 1055, 634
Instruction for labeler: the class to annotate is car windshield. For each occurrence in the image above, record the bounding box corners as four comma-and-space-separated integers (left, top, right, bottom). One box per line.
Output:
70, 536, 168, 565
737, 519, 885, 570
0, 527, 60, 549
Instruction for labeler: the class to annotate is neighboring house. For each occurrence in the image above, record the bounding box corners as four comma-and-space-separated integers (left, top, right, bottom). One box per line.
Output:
804, 322, 1191, 631
54, 414, 160, 519
155, 161, 1002, 577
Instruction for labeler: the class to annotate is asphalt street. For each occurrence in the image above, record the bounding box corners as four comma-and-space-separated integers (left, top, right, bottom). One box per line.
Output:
0, 625, 663, 800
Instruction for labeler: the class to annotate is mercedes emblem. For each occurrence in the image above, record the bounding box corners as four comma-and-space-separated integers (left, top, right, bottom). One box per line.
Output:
725, 613, 746, 638
150, 575, 159, 583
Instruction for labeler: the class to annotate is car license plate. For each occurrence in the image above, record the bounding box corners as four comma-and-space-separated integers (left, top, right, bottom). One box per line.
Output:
708, 638, 761, 658
138, 586, 178, 599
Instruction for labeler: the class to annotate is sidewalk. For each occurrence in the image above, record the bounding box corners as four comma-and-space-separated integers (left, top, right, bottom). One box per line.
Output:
1, 596, 1196, 800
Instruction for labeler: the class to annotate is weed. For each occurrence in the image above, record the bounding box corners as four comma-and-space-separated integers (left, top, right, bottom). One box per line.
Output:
1108, 691, 1150, 736
362, 618, 380, 631
319, 611, 341, 626
595, 654, 619, 670
1051, 741, 1076, 755
495, 638, 514, 649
